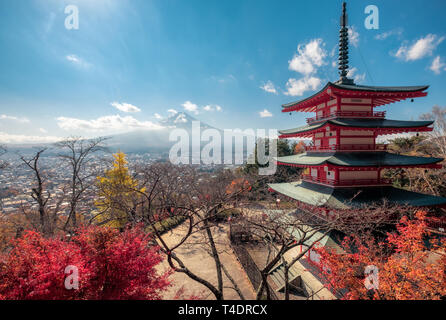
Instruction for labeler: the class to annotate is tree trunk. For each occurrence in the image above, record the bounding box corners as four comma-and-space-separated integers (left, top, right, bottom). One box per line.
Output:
284, 265, 290, 300
203, 217, 224, 300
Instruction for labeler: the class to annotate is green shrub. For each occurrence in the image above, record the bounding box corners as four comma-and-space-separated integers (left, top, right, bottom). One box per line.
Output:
212, 208, 241, 222
146, 215, 186, 235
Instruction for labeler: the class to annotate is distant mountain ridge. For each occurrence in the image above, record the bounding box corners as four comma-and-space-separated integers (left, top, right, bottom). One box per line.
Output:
3, 112, 251, 163
159, 111, 214, 130
107, 111, 223, 154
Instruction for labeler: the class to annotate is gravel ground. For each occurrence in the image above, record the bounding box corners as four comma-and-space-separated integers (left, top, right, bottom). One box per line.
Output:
158, 222, 256, 300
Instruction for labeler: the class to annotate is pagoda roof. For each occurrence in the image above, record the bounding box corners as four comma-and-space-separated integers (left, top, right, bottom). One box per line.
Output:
279, 118, 433, 138
264, 209, 344, 249
276, 152, 443, 168
282, 82, 429, 113
268, 181, 446, 209
330, 82, 428, 93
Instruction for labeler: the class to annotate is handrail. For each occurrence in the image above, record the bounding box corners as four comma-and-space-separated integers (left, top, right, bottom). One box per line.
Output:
303, 175, 391, 187
307, 111, 386, 124
305, 144, 387, 152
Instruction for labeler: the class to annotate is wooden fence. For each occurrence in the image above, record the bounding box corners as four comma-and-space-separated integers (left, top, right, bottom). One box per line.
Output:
229, 223, 278, 300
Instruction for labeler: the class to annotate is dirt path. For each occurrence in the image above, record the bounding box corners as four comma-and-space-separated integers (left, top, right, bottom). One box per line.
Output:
158, 222, 256, 300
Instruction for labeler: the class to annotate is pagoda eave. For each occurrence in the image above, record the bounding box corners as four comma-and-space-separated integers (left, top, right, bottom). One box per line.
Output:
282, 82, 429, 113
279, 124, 433, 139
271, 189, 446, 211
268, 181, 446, 209
275, 152, 443, 168
276, 161, 443, 170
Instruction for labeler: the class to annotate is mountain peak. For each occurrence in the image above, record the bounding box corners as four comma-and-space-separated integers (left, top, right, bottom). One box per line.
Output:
161, 111, 198, 127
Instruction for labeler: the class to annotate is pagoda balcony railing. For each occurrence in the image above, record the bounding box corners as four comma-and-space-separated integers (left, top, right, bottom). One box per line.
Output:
303, 175, 391, 187
305, 144, 387, 152
306, 111, 386, 124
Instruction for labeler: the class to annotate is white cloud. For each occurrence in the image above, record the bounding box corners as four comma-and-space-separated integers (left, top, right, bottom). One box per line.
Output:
288, 39, 327, 75
284, 77, 321, 96
39, 128, 48, 133
0, 132, 62, 144
202, 104, 223, 112
0, 114, 30, 123
260, 80, 278, 94
259, 109, 273, 118
111, 102, 141, 113
182, 101, 199, 115
347, 67, 366, 83
331, 61, 337, 68
430, 56, 446, 74
394, 34, 445, 61
154, 113, 163, 120
167, 109, 178, 115
210, 74, 237, 84
56, 115, 164, 132
375, 28, 403, 40
348, 26, 359, 47
66, 54, 90, 68
66, 55, 81, 63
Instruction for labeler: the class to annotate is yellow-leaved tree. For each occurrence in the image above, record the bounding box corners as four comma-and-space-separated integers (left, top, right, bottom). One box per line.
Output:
94, 152, 144, 229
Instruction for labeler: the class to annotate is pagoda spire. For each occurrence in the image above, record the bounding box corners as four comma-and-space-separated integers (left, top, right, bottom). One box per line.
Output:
337, 2, 354, 84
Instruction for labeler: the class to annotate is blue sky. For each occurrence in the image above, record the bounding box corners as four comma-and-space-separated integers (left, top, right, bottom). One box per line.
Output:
0, 0, 446, 143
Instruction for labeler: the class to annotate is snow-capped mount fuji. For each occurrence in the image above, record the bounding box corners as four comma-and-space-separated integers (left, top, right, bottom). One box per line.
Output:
4, 111, 251, 164
159, 111, 215, 131
107, 111, 222, 154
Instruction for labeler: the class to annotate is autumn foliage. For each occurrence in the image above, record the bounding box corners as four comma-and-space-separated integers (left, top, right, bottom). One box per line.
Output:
317, 211, 446, 300
0, 225, 170, 300
226, 178, 251, 195
293, 140, 306, 154
94, 152, 145, 229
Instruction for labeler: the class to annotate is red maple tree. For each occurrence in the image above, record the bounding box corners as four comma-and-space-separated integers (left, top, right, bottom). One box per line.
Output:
293, 140, 306, 154
317, 210, 446, 300
0, 225, 170, 300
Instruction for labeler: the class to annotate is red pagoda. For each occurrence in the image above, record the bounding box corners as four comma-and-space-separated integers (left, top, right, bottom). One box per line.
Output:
269, 2, 446, 213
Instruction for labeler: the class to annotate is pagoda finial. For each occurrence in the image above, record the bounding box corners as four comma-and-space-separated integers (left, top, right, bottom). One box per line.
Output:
338, 2, 354, 84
